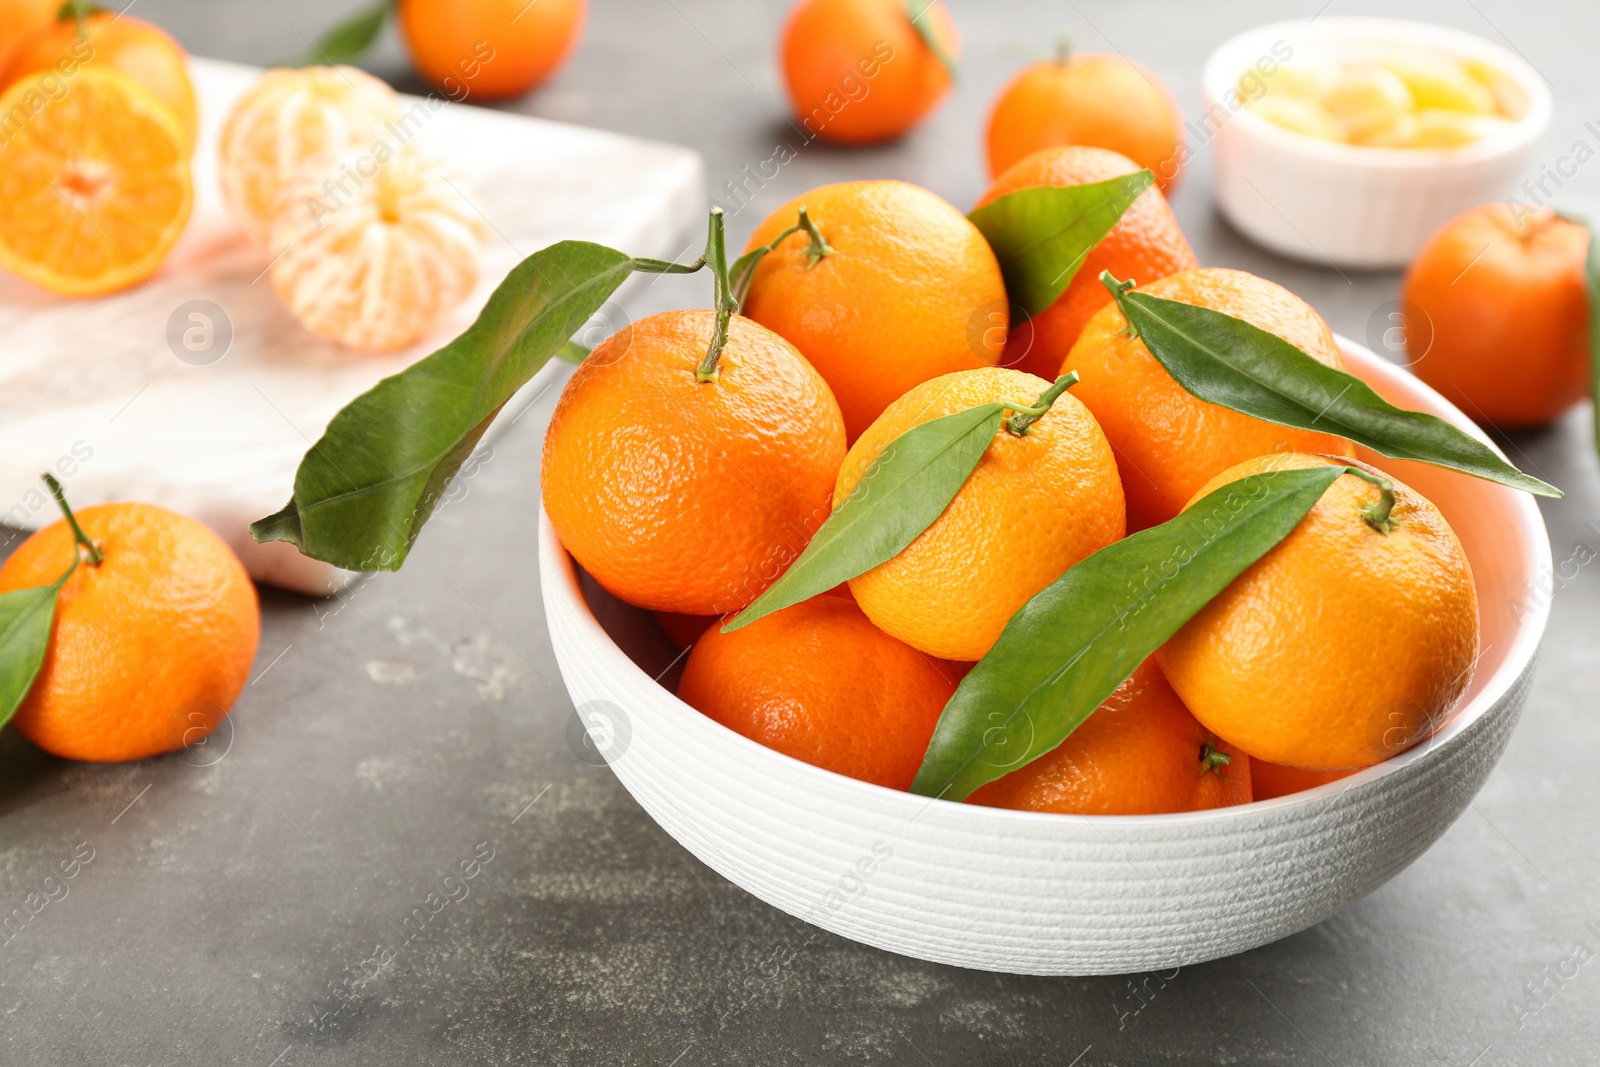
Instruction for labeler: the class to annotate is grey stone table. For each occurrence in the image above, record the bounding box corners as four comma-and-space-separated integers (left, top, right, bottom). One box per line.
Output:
3, 1, 1598, 1063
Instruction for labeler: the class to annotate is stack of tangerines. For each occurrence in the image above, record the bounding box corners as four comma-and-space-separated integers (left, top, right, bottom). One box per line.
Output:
543, 145, 1485, 816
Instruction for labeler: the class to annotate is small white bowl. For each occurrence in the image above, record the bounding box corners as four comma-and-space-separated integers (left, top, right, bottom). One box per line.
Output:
539, 338, 1551, 975
1202, 17, 1552, 269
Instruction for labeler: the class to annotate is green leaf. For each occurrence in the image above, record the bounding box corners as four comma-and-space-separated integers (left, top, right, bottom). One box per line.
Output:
911, 465, 1347, 801
968, 172, 1154, 320
251, 240, 699, 571
722, 402, 1008, 632
0, 585, 57, 730
294, 0, 394, 65
1105, 275, 1561, 499
905, 0, 959, 81
555, 340, 589, 365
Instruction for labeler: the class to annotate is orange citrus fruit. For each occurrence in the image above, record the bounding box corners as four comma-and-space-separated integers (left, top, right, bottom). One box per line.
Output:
398, 0, 585, 101
1251, 758, 1355, 801
0, 67, 192, 297
654, 611, 716, 650
217, 65, 399, 246
986, 45, 1185, 190
1063, 267, 1356, 531
1403, 203, 1590, 429
740, 180, 1007, 440
969, 659, 1253, 815
0, 0, 66, 77
1157, 453, 1480, 772
543, 309, 847, 615
0, 503, 260, 763
5, 10, 198, 150
268, 142, 486, 351
780, 0, 959, 145
678, 595, 959, 790
836, 367, 1125, 662
975, 145, 1197, 380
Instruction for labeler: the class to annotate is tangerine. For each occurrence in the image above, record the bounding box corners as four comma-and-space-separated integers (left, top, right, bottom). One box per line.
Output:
1063, 267, 1356, 531
837, 367, 1124, 662
397, 0, 585, 101
1157, 453, 1480, 772
975, 145, 1197, 380
740, 180, 1007, 440
678, 595, 958, 790
543, 309, 846, 615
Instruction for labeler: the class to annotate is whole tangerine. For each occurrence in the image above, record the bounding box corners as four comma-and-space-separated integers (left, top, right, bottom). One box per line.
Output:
1063, 267, 1356, 531
986, 43, 1185, 190
1157, 453, 1480, 773
678, 595, 959, 791
1251, 758, 1355, 801
837, 366, 1125, 662
780, 0, 959, 145
1403, 203, 1590, 429
0, 502, 260, 763
542, 308, 846, 615
740, 180, 1007, 440
975, 145, 1197, 380
968, 659, 1253, 815
397, 0, 585, 100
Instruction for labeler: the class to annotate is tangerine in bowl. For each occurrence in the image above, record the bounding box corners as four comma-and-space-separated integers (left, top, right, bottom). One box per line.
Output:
538, 335, 1549, 976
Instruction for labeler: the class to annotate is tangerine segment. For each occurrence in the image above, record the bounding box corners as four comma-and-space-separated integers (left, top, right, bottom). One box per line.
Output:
0, 503, 260, 764
678, 595, 958, 791
1157, 453, 1480, 772
837, 367, 1125, 663
1063, 267, 1355, 532
968, 659, 1253, 815
0, 68, 192, 297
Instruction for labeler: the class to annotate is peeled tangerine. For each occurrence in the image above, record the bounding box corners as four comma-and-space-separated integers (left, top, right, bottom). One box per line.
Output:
1157, 453, 1480, 773
218, 66, 400, 246
269, 144, 486, 351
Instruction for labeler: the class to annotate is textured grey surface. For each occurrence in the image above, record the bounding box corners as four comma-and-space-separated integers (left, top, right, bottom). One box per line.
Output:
1, 0, 1598, 1064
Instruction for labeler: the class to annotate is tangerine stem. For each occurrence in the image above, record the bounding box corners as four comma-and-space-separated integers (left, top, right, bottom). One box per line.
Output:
1055, 31, 1073, 65
1004, 371, 1079, 435
1345, 467, 1397, 533
696, 208, 734, 384
43, 472, 102, 566
795, 206, 834, 268
1200, 741, 1232, 776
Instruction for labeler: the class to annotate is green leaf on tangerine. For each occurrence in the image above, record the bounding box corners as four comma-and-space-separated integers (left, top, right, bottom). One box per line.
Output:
968, 171, 1154, 320
1103, 273, 1560, 499
911, 465, 1347, 802
722, 402, 1009, 632
0, 585, 57, 730
294, 0, 393, 65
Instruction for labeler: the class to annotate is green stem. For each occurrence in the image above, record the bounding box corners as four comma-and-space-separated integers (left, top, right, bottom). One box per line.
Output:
1200, 741, 1232, 775
1099, 270, 1141, 337
1004, 371, 1079, 435
43, 473, 102, 566
1345, 467, 1397, 533
1055, 31, 1073, 66
58, 0, 94, 35
794, 206, 834, 268
696, 208, 734, 384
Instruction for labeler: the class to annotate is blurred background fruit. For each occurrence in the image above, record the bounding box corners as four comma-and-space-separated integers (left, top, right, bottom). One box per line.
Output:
975, 144, 1197, 380
0, 503, 259, 764
542, 310, 846, 616
740, 180, 1005, 440
5, 9, 199, 151
1402, 203, 1590, 429
1064, 267, 1356, 531
0, 0, 57, 74
837, 367, 1124, 662
779, 0, 958, 145
986, 39, 1184, 189
268, 142, 486, 351
1159, 453, 1480, 772
0, 67, 192, 296
217, 65, 399, 246
969, 660, 1253, 815
397, 0, 586, 100
678, 595, 959, 791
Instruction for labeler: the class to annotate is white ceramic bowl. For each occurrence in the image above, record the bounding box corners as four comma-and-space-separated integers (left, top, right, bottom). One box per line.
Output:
540, 338, 1551, 976
1203, 18, 1552, 268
